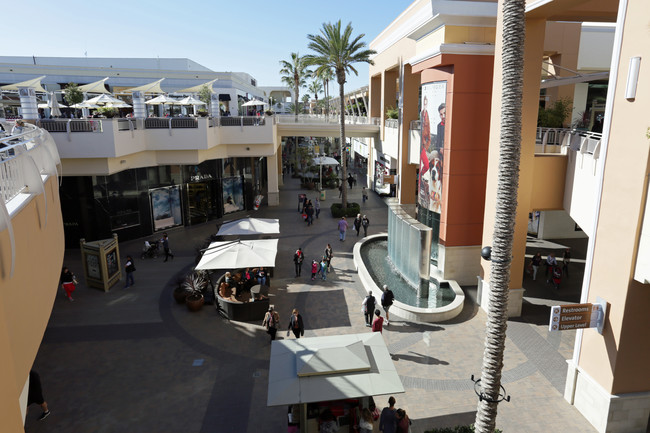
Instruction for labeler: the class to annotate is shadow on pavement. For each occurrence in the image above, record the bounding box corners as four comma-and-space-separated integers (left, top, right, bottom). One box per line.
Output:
391, 351, 449, 365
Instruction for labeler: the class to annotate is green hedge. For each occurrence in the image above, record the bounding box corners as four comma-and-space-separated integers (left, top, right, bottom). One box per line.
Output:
425, 425, 502, 433
330, 202, 361, 218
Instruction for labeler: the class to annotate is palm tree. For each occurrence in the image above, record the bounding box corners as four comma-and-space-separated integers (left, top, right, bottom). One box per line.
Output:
279, 52, 311, 121
315, 67, 335, 116
473, 1, 526, 432
301, 94, 311, 114
308, 80, 323, 113
305, 20, 376, 208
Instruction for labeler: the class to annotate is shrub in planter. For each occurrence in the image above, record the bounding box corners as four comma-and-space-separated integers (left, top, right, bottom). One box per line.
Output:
172, 277, 189, 304
183, 271, 208, 312
330, 202, 361, 218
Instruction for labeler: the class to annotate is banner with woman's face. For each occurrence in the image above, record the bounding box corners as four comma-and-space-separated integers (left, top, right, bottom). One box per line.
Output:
418, 81, 447, 214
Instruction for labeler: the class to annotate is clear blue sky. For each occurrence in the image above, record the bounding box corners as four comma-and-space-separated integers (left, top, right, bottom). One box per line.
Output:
5, 1, 411, 95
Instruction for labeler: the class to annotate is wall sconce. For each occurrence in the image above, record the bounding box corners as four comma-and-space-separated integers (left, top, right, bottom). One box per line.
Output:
625, 56, 641, 100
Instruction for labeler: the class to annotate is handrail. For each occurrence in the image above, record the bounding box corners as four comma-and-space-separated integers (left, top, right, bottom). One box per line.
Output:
274, 114, 379, 126
536, 127, 603, 157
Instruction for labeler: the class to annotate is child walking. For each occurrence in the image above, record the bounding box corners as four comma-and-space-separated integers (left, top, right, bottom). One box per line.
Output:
311, 260, 319, 281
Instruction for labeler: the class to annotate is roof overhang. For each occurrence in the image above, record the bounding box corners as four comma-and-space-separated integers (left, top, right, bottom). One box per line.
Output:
526, 0, 619, 22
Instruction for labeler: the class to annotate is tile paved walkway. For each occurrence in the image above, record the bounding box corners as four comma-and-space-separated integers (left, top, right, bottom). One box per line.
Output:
25, 171, 597, 433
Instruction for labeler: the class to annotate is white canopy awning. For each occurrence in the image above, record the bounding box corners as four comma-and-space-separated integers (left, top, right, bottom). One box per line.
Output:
175, 78, 218, 94
122, 78, 166, 94
176, 96, 206, 106
77, 77, 111, 94
313, 156, 339, 166
217, 218, 280, 236
195, 239, 278, 270
85, 94, 127, 106
1, 76, 47, 92
241, 99, 268, 107
267, 333, 405, 406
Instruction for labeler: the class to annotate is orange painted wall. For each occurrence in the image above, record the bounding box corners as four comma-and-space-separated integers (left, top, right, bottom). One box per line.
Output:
416, 54, 494, 247
0, 176, 64, 428
530, 154, 567, 210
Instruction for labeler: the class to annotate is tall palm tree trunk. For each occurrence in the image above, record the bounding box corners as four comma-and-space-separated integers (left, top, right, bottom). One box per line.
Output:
474, 0, 525, 432
338, 76, 348, 208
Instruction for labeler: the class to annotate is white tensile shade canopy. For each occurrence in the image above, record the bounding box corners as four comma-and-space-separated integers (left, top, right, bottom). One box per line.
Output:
122, 78, 166, 94
77, 77, 111, 94
72, 101, 99, 109
241, 99, 268, 107
267, 333, 405, 406
1, 76, 47, 92
216, 218, 280, 236
195, 239, 278, 270
175, 78, 218, 94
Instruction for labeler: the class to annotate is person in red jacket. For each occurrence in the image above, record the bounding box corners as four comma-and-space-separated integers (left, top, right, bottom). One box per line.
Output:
372, 309, 384, 333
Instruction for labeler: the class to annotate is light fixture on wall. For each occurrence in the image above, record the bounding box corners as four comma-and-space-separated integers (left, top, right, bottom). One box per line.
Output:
625, 56, 641, 100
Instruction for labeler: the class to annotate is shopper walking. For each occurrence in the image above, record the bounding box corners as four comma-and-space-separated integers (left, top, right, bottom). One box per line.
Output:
262, 306, 280, 342
324, 244, 333, 270
379, 397, 398, 433
293, 248, 304, 277
320, 257, 328, 280
354, 214, 362, 236
27, 370, 51, 421
314, 198, 321, 219
162, 232, 174, 262
361, 215, 370, 237
359, 408, 375, 433
362, 290, 376, 327
531, 252, 542, 281
347, 173, 354, 189
395, 409, 412, 433
287, 308, 304, 339
60, 266, 76, 301
362, 186, 368, 203
381, 285, 395, 325
338, 217, 348, 241
305, 201, 314, 226
372, 309, 384, 333
124, 255, 136, 288
311, 260, 319, 281
545, 252, 557, 279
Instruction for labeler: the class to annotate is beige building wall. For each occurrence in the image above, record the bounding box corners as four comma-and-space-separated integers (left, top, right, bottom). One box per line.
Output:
0, 175, 65, 429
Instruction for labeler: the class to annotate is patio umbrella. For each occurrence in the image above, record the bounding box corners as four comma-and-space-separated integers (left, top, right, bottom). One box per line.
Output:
72, 101, 99, 109
176, 96, 205, 115
313, 155, 340, 188
241, 99, 268, 107
85, 94, 127, 106
49, 95, 63, 117
145, 94, 179, 116
216, 218, 280, 236
195, 239, 278, 270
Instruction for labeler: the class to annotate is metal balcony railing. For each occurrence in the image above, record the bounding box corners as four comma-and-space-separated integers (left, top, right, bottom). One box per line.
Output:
274, 114, 379, 126
385, 119, 398, 129
1, 121, 60, 204
536, 127, 602, 157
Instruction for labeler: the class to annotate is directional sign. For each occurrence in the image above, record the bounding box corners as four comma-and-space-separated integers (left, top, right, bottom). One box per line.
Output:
549, 301, 606, 334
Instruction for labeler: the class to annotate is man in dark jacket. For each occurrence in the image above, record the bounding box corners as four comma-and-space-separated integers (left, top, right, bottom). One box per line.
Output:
293, 248, 304, 277
381, 285, 395, 326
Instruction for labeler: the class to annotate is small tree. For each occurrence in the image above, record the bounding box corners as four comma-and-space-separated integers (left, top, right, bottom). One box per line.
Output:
198, 85, 213, 112
538, 97, 572, 128
64, 83, 84, 116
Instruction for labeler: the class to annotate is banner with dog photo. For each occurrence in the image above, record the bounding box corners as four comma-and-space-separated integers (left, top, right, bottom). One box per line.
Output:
418, 81, 446, 214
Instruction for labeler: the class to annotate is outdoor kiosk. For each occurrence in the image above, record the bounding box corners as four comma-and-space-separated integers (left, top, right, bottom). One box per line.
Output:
267, 333, 405, 432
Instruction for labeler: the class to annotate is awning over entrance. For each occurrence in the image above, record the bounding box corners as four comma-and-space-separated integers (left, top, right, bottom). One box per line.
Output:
267, 333, 404, 407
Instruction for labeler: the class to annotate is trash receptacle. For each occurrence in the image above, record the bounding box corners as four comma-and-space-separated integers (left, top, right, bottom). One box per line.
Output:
320, 190, 326, 200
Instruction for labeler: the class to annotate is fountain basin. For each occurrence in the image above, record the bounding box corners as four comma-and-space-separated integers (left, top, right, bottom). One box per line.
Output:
353, 234, 465, 323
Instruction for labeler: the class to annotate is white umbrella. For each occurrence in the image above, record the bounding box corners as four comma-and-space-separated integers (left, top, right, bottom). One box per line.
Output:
176, 96, 205, 106
145, 94, 178, 105
217, 218, 280, 236
85, 94, 127, 106
241, 99, 268, 107
195, 239, 278, 270
313, 155, 340, 188
72, 101, 99, 109
50, 95, 63, 117
312, 156, 339, 166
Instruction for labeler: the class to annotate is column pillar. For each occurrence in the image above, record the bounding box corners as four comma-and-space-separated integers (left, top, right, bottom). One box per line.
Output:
132, 91, 146, 119
266, 153, 280, 206
18, 87, 38, 120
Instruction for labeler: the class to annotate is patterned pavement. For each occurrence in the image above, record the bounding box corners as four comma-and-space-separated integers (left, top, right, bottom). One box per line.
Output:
25, 171, 597, 433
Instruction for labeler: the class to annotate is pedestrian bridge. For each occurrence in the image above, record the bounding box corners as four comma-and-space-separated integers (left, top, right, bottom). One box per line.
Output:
275, 114, 380, 138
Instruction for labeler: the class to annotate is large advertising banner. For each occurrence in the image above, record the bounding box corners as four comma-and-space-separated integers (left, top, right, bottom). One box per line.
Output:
151, 186, 183, 231
418, 81, 447, 213
222, 176, 245, 214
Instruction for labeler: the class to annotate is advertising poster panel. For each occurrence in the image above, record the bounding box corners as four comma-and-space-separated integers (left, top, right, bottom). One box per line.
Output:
418, 81, 447, 214
222, 176, 245, 214
151, 186, 183, 231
